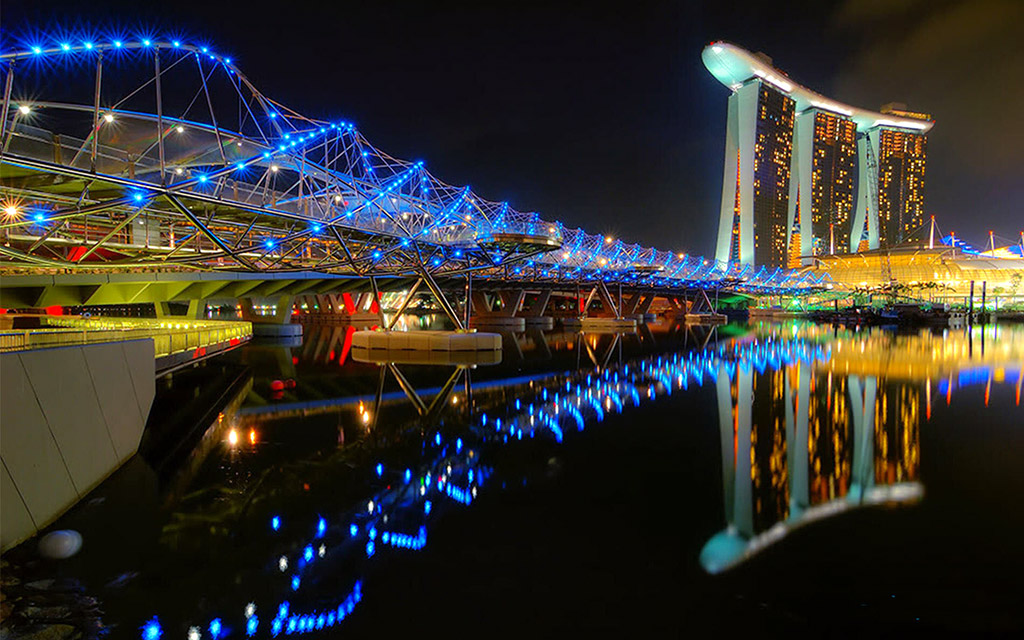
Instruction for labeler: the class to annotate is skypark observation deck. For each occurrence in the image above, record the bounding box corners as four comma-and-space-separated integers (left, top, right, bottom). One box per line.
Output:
702, 42, 934, 134
1, 33, 824, 318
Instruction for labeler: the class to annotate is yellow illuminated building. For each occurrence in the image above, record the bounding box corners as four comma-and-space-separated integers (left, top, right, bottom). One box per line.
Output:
807, 246, 1024, 301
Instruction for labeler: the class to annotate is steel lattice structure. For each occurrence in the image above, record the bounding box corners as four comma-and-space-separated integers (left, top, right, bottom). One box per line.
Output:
0, 32, 827, 299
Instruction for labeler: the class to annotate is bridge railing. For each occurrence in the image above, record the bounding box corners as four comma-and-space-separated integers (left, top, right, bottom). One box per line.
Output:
0, 317, 252, 358
4, 119, 562, 253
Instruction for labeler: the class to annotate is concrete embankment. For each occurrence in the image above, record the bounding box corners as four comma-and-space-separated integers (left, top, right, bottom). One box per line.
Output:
1, 340, 155, 551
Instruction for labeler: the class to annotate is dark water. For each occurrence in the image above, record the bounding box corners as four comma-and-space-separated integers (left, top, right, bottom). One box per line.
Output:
16, 320, 1024, 637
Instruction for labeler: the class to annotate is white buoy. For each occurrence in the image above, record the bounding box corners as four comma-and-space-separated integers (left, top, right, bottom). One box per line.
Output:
38, 530, 83, 559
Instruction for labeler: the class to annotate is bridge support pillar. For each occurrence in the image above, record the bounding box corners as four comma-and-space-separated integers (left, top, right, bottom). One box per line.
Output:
511, 290, 554, 329
295, 291, 381, 325
560, 283, 635, 330
620, 293, 656, 322
685, 289, 727, 326
154, 299, 207, 320
241, 295, 302, 338
471, 288, 532, 331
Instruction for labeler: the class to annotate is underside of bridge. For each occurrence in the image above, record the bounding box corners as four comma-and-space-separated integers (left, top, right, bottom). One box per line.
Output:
0, 269, 730, 327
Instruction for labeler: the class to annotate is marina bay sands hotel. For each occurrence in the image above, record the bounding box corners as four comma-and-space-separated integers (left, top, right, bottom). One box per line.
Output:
702, 42, 933, 269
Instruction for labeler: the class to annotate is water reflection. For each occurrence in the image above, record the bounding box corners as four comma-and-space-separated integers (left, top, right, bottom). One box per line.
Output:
138, 327, 841, 635
702, 322, 1023, 574
31, 320, 1024, 636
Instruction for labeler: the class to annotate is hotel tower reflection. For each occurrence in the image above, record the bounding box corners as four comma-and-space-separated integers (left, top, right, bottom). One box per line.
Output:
702, 323, 1022, 573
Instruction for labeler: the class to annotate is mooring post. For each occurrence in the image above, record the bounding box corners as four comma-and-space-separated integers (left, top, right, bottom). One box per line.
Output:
968, 280, 975, 324
465, 272, 472, 329
980, 281, 987, 324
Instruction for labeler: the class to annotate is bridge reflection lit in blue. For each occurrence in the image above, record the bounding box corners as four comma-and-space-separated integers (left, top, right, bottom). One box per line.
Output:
134, 322, 1023, 636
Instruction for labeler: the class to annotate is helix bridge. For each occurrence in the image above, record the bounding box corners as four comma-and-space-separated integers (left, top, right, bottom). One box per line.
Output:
1, 31, 826, 320
131, 334, 826, 638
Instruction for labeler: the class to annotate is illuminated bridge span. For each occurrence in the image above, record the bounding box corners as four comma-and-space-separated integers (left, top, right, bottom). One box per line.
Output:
0, 33, 824, 322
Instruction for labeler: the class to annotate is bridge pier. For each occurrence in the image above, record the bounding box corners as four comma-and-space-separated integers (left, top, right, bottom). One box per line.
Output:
154, 299, 207, 320
516, 290, 555, 329
684, 289, 727, 325
295, 292, 382, 325
240, 295, 303, 338
469, 289, 526, 331
561, 282, 636, 330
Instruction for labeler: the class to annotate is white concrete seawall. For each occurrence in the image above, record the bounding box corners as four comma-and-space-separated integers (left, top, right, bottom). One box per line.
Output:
1, 339, 155, 551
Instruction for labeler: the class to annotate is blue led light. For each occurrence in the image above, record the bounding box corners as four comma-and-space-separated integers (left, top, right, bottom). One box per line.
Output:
271, 515, 281, 530
225, 57, 232, 64
264, 239, 275, 250
31, 46, 42, 54
209, 618, 222, 639
404, 469, 412, 483
291, 575, 300, 590
349, 523, 358, 537
32, 212, 45, 223
375, 463, 383, 477
316, 516, 326, 537
372, 250, 382, 260
435, 433, 441, 446
456, 438, 463, 452
235, 162, 245, 171
142, 39, 151, 47
114, 40, 122, 47
365, 541, 375, 557
84, 42, 93, 50
424, 500, 432, 515
202, 47, 209, 53
197, 174, 208, 183
269, 112, 277, 119
246, 616, 258, 637
133, 193, 144, 203
60, 43, 70, 51
172, 41, 180, 47
141, 617, 162, 640
303, 545, 314, 563
279, 602, 289, 619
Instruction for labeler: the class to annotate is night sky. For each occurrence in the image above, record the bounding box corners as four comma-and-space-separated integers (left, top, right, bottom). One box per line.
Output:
4, 0, 1022, 255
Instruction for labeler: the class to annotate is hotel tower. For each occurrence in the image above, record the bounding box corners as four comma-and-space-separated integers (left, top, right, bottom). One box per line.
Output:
702, 42, 934, 269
